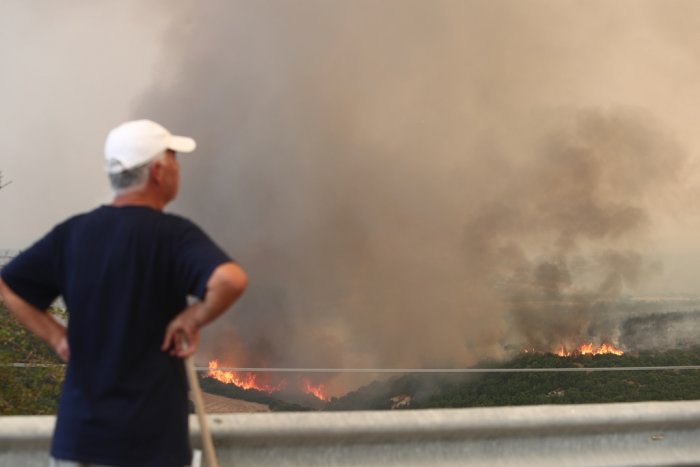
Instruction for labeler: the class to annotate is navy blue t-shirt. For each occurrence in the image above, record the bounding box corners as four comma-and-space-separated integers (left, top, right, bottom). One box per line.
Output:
1, 205, 232, 467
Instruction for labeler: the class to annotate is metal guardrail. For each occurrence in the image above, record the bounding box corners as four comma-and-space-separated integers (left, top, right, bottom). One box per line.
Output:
3, 400, 700, 466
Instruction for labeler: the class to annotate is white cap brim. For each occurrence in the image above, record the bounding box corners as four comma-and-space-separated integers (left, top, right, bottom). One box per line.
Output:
168, 135, 196, 153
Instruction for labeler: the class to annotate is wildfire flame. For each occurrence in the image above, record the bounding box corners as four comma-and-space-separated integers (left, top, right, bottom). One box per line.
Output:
207, 360, 284, 393
302, 378, 329, 401
554, 342, 624, 357
207, 360, 329, 401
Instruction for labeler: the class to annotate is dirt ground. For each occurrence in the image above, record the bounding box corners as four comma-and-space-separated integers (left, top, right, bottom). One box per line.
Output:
198, 392, 270, 413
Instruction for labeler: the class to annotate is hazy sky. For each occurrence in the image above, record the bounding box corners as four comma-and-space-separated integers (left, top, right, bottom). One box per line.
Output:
4, 1, 700, 392
0, 1, 168, 245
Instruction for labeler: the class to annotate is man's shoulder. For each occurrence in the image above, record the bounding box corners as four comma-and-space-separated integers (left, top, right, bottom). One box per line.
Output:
160, 211, 203, 233
160, 210, 195, 224
55, 207, 206, 242
53, 206, 121, 231
60, 206, 192, 224
50, 208, 100, 233
138, 210, 206, 239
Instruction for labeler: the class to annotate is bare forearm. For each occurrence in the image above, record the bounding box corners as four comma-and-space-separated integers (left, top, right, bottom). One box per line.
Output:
0, 278, 69, 361
192, 262, 247, 327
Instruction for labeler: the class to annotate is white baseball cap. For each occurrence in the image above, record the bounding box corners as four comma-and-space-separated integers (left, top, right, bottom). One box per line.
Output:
104, 119, 197, 174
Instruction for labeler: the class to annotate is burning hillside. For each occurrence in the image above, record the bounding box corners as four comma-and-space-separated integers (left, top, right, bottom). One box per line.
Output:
206, 360, 329, 403
524, 342, 625, 357
553, 342, 624, 357
325, 347, 700, 411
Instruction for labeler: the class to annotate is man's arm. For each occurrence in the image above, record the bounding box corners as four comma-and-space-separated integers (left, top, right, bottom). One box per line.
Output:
162, 262, 248, 358
0, 278, 69, 362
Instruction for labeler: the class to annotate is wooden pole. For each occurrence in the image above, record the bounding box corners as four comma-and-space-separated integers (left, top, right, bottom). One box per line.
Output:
186, 354, 219, 467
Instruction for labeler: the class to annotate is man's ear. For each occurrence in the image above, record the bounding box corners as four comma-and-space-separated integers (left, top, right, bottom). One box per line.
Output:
149, 159, 163, 185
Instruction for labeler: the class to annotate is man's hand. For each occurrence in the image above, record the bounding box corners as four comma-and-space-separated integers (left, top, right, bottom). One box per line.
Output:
162, 262, 247, 359
161, 303, 201, 358
52, 332, 70, 362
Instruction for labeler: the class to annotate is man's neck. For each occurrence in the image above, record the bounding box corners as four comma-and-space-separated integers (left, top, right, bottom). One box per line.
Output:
112, 190, 166, 211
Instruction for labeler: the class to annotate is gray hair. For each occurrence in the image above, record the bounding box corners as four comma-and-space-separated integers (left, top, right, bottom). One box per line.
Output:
107, 152, 166, 193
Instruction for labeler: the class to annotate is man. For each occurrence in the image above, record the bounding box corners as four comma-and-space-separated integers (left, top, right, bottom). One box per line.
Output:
0, 120, 247, 466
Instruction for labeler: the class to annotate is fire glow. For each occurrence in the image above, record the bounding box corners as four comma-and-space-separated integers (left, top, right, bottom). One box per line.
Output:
302, 378, 328, 401
207, 360, 329, 401
554, 342, 624, 357
522, 342, 625, 357
207, 360, 283, 392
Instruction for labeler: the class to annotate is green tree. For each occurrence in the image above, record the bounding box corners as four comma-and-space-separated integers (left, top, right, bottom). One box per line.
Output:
0, 299, 65, 414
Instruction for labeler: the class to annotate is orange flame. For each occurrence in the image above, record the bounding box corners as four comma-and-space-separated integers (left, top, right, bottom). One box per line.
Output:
207, 360, 284, 393
554, 342, 624, 357
207, 360, 329, 401
302, 378, 329, 401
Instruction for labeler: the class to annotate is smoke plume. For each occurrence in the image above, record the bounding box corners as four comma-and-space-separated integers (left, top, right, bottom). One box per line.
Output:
135, 1, 690, 394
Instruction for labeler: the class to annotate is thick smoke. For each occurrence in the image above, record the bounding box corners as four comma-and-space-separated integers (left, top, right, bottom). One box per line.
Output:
620, 311, 700, 351
135, 1, 690, 394
483, 111, 683, 353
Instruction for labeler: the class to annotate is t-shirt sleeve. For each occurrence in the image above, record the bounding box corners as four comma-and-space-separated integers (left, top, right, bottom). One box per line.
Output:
173, 220, 233, 299
1, 229, 62, 310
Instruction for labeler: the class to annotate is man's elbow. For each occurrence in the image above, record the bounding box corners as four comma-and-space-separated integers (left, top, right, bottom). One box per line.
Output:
212, 262, 248, 299
227, 263, 248, 296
